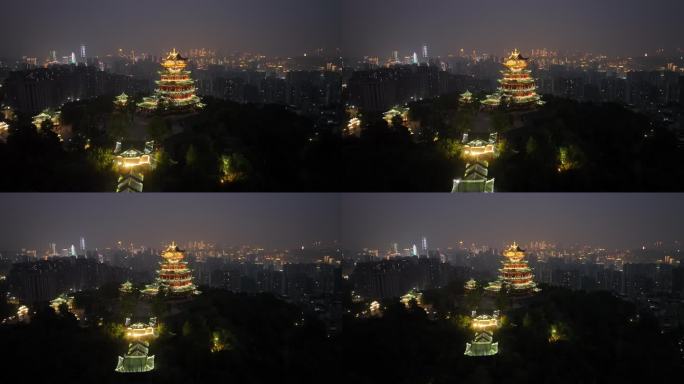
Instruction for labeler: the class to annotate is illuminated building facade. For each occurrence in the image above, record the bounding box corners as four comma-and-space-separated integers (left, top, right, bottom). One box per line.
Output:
32, 109, 61, 130
482, 49, 544, 110
114, 92, 129, 109
138, 49, 204, 113
464, 310, 500, 357
0, 121, 9, 143
464, 278, 478, 292
32, 109, 71, 141
459, 90, 474, 105
114, 141, 156, 193
142, 242, 199, 297
115, 318, 157, 373
383, 106, 410, 127
400, 289, 424, 308
452, 159, 495, 193
485, 243, 539, 295
119, 281, 134, 294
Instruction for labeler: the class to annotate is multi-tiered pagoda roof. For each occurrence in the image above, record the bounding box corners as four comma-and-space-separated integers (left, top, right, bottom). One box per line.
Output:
482, 49, 544, 110
485, 243, 540, 295
142, 242, 199, 297
138, 49, 204, 113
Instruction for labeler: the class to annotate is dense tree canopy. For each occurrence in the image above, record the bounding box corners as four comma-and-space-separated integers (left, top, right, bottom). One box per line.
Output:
1, 286, 681, 384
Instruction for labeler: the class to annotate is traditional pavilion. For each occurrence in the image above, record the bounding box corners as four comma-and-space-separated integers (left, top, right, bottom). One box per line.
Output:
119, 281, 134, 294
464, 310, 500, 357
114, 141, 156, 193
114, 92, 129, 109
50, 294, 75, 314
0, 121, 9, 143
463, 139, 495, 158
32, 109, 61, 129
400, 289, 424, 309
485, 243, 540, 295
138, 49, 204, 113
463, 132, 498, 158
482, 49, 544, 110
383, 106, 410, 126
346, 117, 362, 137
452, 159, 495, 193
464, 279, 478, 292
115, 317, 157, 373
142, 242, 199, 297
459, 90, 474, 105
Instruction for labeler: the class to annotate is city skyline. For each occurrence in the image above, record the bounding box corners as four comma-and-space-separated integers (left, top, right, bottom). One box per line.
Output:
0, 194, 340, 250
339, 194, 684, 250
0, 0, 339, 57
3, 1, 684, 59
341, 0, 684, 57
1, 194, 683, 251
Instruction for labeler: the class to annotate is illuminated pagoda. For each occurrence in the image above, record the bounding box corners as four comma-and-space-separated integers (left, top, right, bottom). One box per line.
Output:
482, 49, 543, 110
119, 281, 134, 294
114, 92, 130, 109
0, 121, 9, 143
114, 141, 156, 193
464, 310, 500, 357
400, 288, 424, 309
464, 278, 478, 292
50, 294, 75, 314
485, 243, 539, 295
452, 159, 495, 193
32, 109, 61, 129
32, 109, 70, 140
142, 242, 199, 297
138, 49, 204, 113
463, 139, 494, 158
383, 106, 410, 126
459, 90, 474, 105
115, 317, 157, 373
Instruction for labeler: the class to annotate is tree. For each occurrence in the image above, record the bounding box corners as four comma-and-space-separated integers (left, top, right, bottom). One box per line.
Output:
146, 116, 170, 141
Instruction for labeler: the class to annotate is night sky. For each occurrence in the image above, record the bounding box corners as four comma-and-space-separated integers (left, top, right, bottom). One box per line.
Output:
0, 194, 682, 251
0, 0, 339, 57
339, 194, 684, 250
3, 0, 682, 59
0, 194, 340, 250
341, 0, 684, 57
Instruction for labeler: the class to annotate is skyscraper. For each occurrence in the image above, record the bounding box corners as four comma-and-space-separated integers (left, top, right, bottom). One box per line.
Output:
79, 237, 86, 253
412, 52, 418, 65
79, 44, 87, 62
70, 52, 77, 64
421, 43, 429, 63
421, 236, 428, 257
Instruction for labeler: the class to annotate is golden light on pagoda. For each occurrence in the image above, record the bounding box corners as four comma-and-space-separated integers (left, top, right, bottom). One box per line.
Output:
503, 242, 526, 262
162, 241, 185, 263
463, 141, 495, 158
126, 323, 157, 340
482, 49, 544, 110
504, 49, 529, 72
492, 242, 540, 295
162, 48, 189, 73
138, 48, 204, 112
142, 242, 199, 297
471, 315, 499, 331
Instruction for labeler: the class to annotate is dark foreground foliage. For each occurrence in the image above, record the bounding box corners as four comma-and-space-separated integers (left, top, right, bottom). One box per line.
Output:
1, 287, 681, 384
